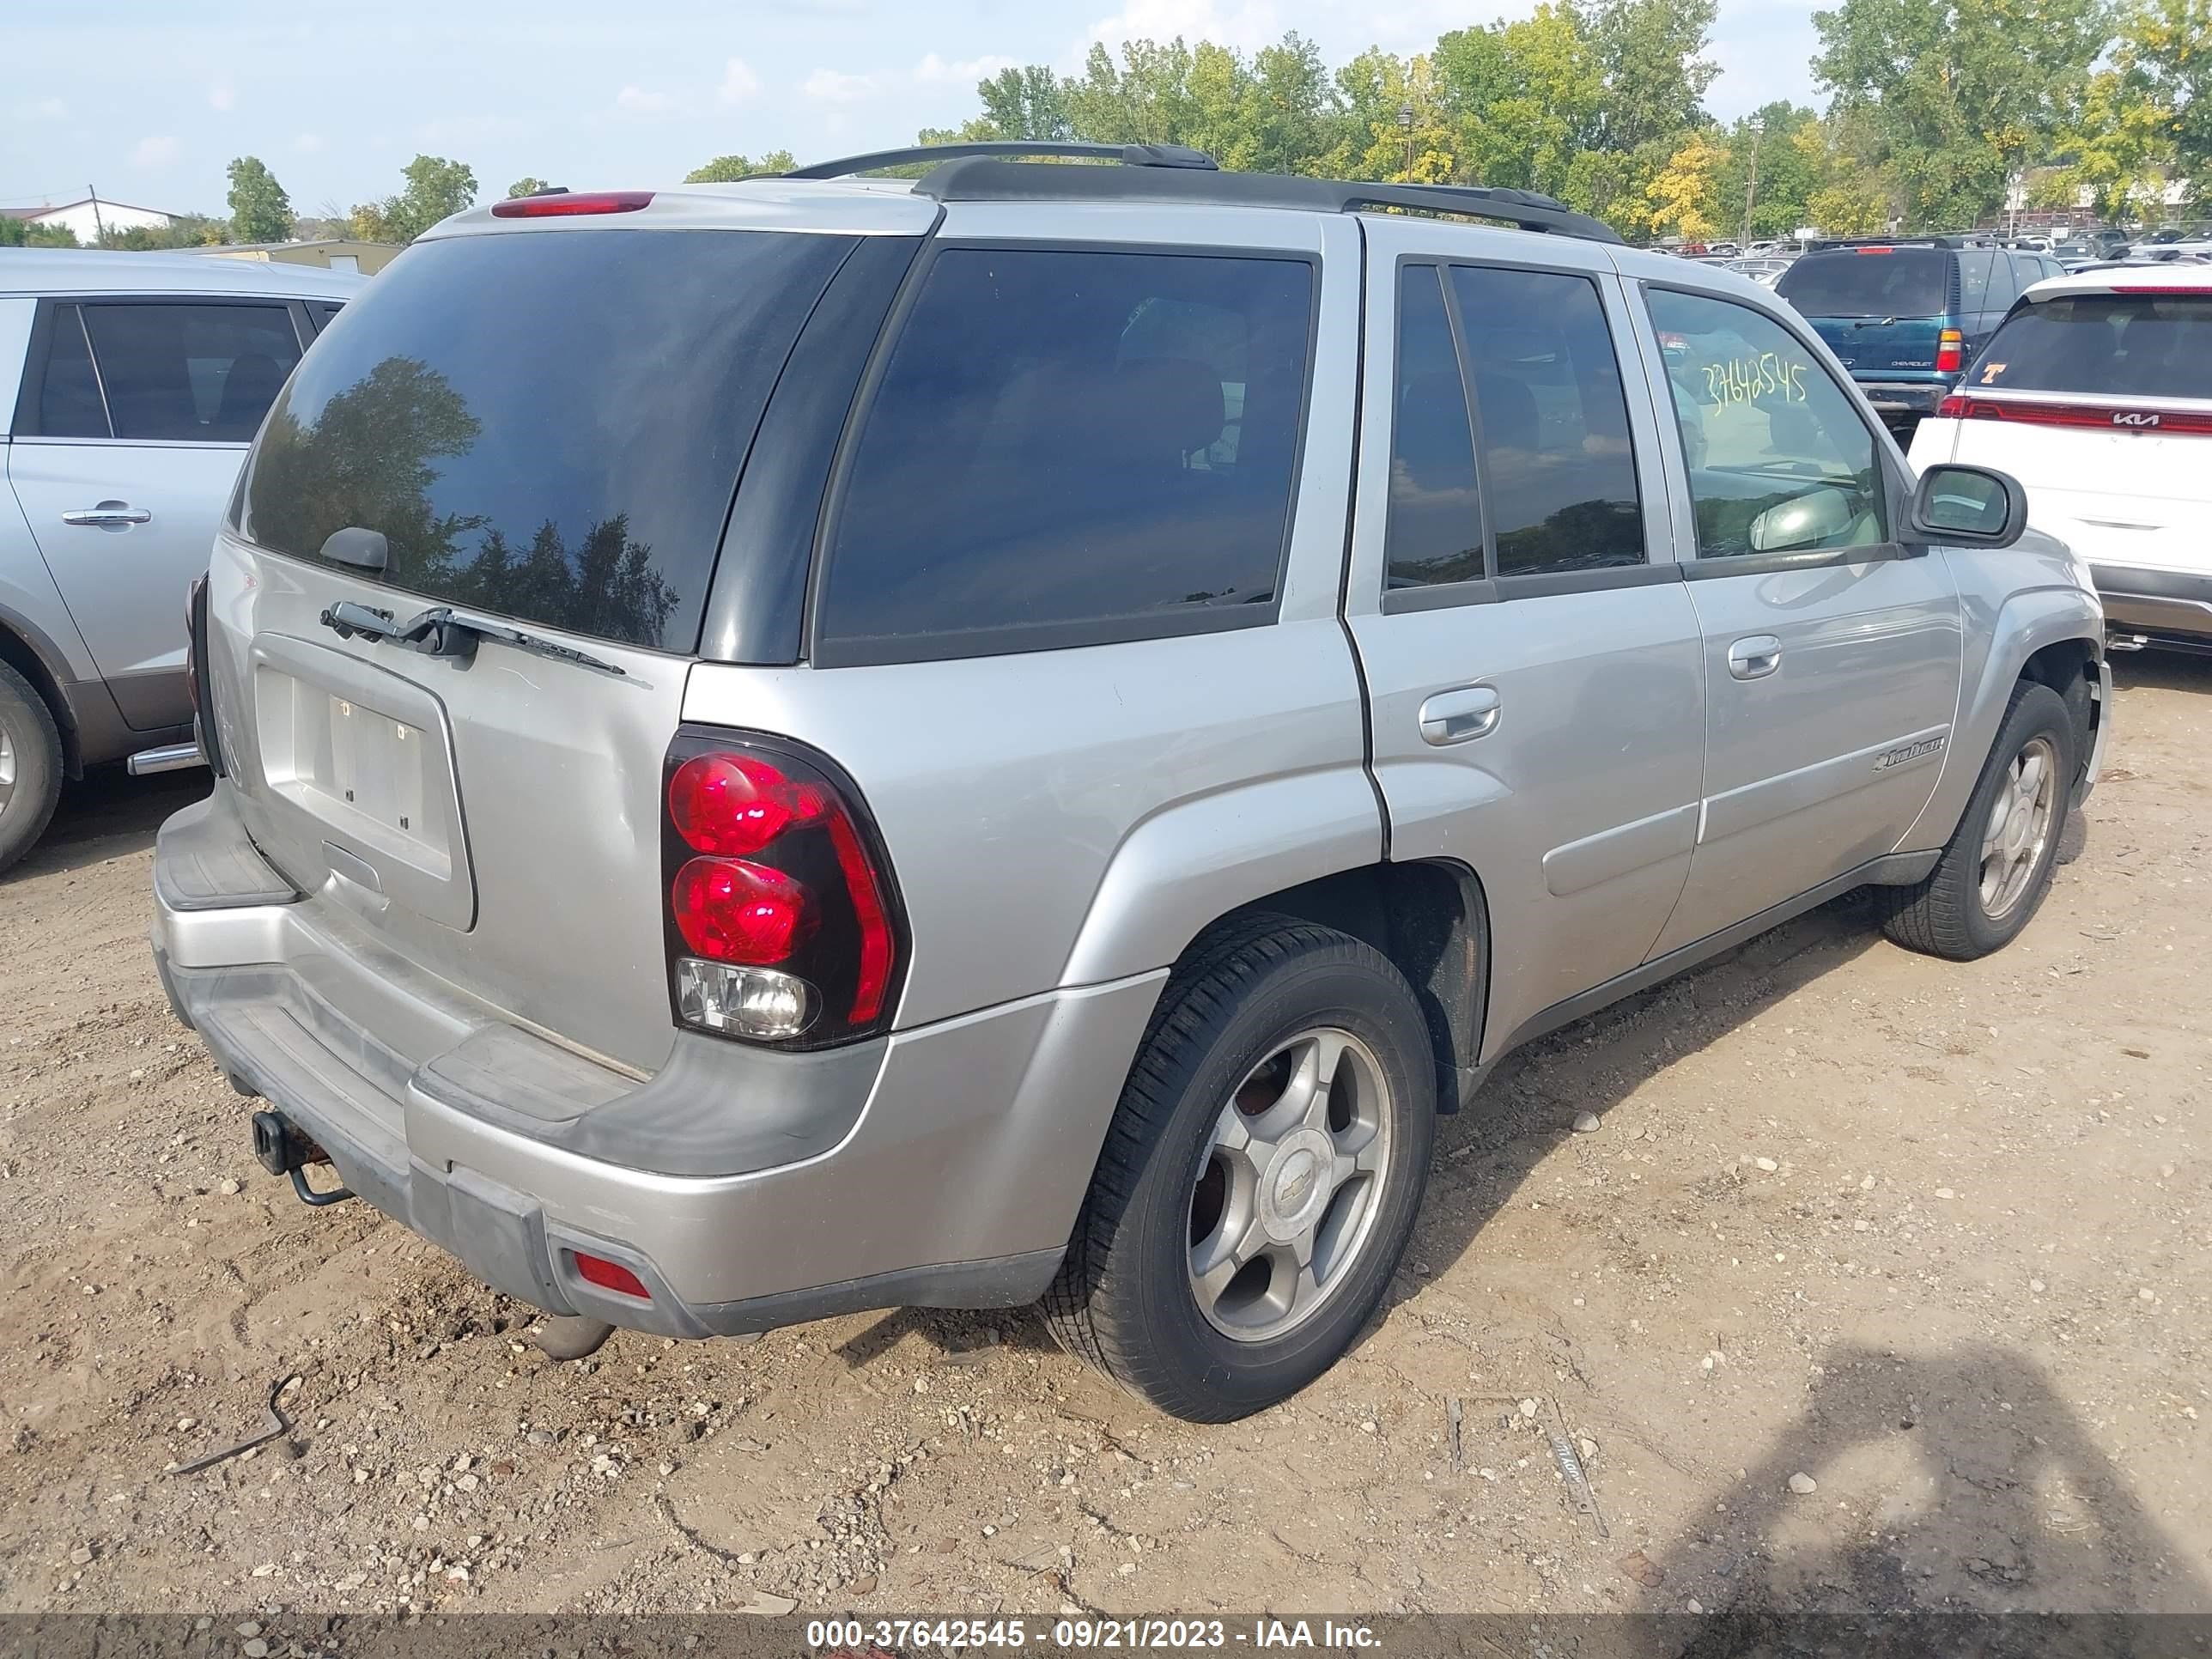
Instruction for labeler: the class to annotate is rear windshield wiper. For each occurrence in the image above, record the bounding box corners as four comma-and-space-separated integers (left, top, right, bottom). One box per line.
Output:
319, 600, 626, 678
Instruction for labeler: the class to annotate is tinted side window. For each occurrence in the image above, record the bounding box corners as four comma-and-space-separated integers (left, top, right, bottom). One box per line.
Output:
37, 305, 109, 438
1386, 266, 1483, 590
1986, 254, 2021, 313
305, 301, 343, 334
1647, 289, 1887, 559
817, 247, 1315, 665
82, 303, 301, 441
1957, 250, 1993, 313
1449, 265, 1644, 577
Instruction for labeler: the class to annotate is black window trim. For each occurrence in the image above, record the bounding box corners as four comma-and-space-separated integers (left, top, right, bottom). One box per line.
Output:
804, 234, 1324, 670
1379, 251, 1662, 616
10, 293, 311, 444
1634, 276, 1918, 580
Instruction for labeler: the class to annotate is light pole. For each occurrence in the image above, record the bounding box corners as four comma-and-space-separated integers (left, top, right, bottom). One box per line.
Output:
1398, 103, 1415, 180
1741, 116, 1764, 246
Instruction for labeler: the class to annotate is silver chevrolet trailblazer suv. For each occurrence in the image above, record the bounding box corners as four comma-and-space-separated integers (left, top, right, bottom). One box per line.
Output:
150, 146, 2110, 1421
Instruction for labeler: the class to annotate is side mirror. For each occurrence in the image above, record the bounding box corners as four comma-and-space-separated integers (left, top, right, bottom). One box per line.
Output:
1909, 464, 2027, 547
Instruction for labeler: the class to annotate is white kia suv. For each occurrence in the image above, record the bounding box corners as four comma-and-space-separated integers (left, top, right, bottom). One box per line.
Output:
1911, 264, 2212, 652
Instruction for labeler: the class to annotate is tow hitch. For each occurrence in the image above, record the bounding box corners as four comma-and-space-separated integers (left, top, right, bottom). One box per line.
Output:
251, 1110, 356, 1208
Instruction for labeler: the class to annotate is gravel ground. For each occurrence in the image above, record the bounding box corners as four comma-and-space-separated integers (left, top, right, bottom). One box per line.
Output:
0, 653, 2205, 1622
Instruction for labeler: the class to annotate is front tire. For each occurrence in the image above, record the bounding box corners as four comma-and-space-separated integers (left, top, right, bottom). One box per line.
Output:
1877, 679, 2077, 960
1044, 919, 1437, 1422
0, 660, 64, 878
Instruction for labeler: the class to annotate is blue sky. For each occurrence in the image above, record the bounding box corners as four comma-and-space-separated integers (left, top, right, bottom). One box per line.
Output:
3, 0, 1822, 218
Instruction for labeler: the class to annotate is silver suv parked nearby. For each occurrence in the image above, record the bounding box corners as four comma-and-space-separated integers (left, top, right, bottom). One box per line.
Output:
150, 147, 2110, 1420
0, 250, 361, 872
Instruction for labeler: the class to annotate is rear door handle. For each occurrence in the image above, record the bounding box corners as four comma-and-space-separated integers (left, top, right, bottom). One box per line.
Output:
1727, 635, 1783, 680
61, 501, 152, 528
1418, 685, 1500, 745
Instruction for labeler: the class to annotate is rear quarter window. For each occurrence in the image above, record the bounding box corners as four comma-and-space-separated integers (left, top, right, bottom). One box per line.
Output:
814, 246, 1316, 666
239, 227, 860, 654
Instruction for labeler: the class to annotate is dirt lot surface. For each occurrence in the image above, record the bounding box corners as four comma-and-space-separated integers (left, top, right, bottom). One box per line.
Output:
1, 657, 2206, 1625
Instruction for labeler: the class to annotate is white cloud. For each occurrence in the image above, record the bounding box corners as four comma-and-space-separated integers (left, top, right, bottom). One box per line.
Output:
131, 135, 179, 168
1082, 0, 1282, 58
614, 85, 677, 115
717, 57, 761, 104
15, 97, 66, 122
294, 131, 325, 154
209, 84, 236, 112
915, 52, 1018, 85
802, 68, 876, 104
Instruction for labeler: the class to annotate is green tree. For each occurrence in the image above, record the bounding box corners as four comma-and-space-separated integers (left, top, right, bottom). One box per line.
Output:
1323, 48, 1457, 181
1713, 102, 1825, 239
0, 216, 79, 247
1814, 0, 2112, 228
226, 155, 292, 243
97, 213, 230, 250
506, 176, 554, 198
681, 151, 796, 183
350, 154, 477, 243
1640, 131, 1731, 239
1431, 4, 1604, 198
1583, 0, 1721, 155
2048, 61, 2177, 221
2124, 0, 2212, 204
977, 64, 1073, 139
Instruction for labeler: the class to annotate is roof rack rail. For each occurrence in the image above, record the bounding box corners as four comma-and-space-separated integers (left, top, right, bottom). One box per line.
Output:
784, 142, 1218, 179
777, 145, 1623, 243
925, 159, 1622, 243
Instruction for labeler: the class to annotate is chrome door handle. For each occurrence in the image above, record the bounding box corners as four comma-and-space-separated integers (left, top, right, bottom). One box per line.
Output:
61, 501, 151, 527
1418, 685, 1500, 745
1727, 635, 1783, 680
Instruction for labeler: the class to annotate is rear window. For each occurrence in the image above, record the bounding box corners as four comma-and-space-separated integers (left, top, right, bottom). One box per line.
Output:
1778, 248, 1950, 318
239, 228, 857, 653
1971, 293, 2212, 399
815, 247, 1315, 665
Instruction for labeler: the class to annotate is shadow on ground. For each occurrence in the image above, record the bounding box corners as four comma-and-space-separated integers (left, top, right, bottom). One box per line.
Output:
1672, 1341, 2210, 1632
3, 763, 207, 884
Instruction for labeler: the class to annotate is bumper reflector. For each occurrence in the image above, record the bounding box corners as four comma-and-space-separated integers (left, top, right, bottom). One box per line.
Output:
573, 1252, 651, 1300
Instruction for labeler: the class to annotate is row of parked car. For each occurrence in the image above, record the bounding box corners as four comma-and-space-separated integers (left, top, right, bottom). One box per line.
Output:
1753, 235, 2209, 655
0, 147, 2176, 1420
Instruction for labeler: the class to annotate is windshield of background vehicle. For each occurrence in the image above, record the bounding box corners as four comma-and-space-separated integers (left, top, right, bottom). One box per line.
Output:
1777, 248, 1949, 318
1972, 294, 2212, 399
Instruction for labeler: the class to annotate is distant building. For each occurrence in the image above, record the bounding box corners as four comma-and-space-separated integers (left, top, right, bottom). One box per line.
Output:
0, 196, 174, 243
197, 239, 400, 276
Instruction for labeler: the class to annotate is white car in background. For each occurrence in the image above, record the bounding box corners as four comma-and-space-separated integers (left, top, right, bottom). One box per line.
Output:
1910, 264, 2212, 653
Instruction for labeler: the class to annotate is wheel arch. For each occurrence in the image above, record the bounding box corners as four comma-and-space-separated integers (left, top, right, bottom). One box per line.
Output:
1201, 859, 1492, 1115
1902, 588, 2102, 855
0, 610, 79, 777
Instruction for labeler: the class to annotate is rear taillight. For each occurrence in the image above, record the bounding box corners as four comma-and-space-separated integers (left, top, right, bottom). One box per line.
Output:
1937, 394, 2212, 434
489, 190, 653, 218
661, 730, 904, 1047
1936, 328, 1964, 374
185, 573, 226, 777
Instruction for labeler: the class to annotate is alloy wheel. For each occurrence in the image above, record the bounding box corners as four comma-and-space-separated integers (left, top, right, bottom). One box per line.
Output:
1979, 734, 2057, 920
1187, 1027, 1394, 1343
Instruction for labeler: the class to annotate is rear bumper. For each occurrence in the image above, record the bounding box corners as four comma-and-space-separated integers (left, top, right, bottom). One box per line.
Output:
1855, 380, 1949, 417
152, 791, 1163, 1339
2091, 562, 2212, 645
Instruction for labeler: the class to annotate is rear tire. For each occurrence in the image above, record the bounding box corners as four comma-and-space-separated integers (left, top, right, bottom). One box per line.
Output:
0, 660, 63, 878
1044, 918, 1436, 1422
1876, 680, 2075, 960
